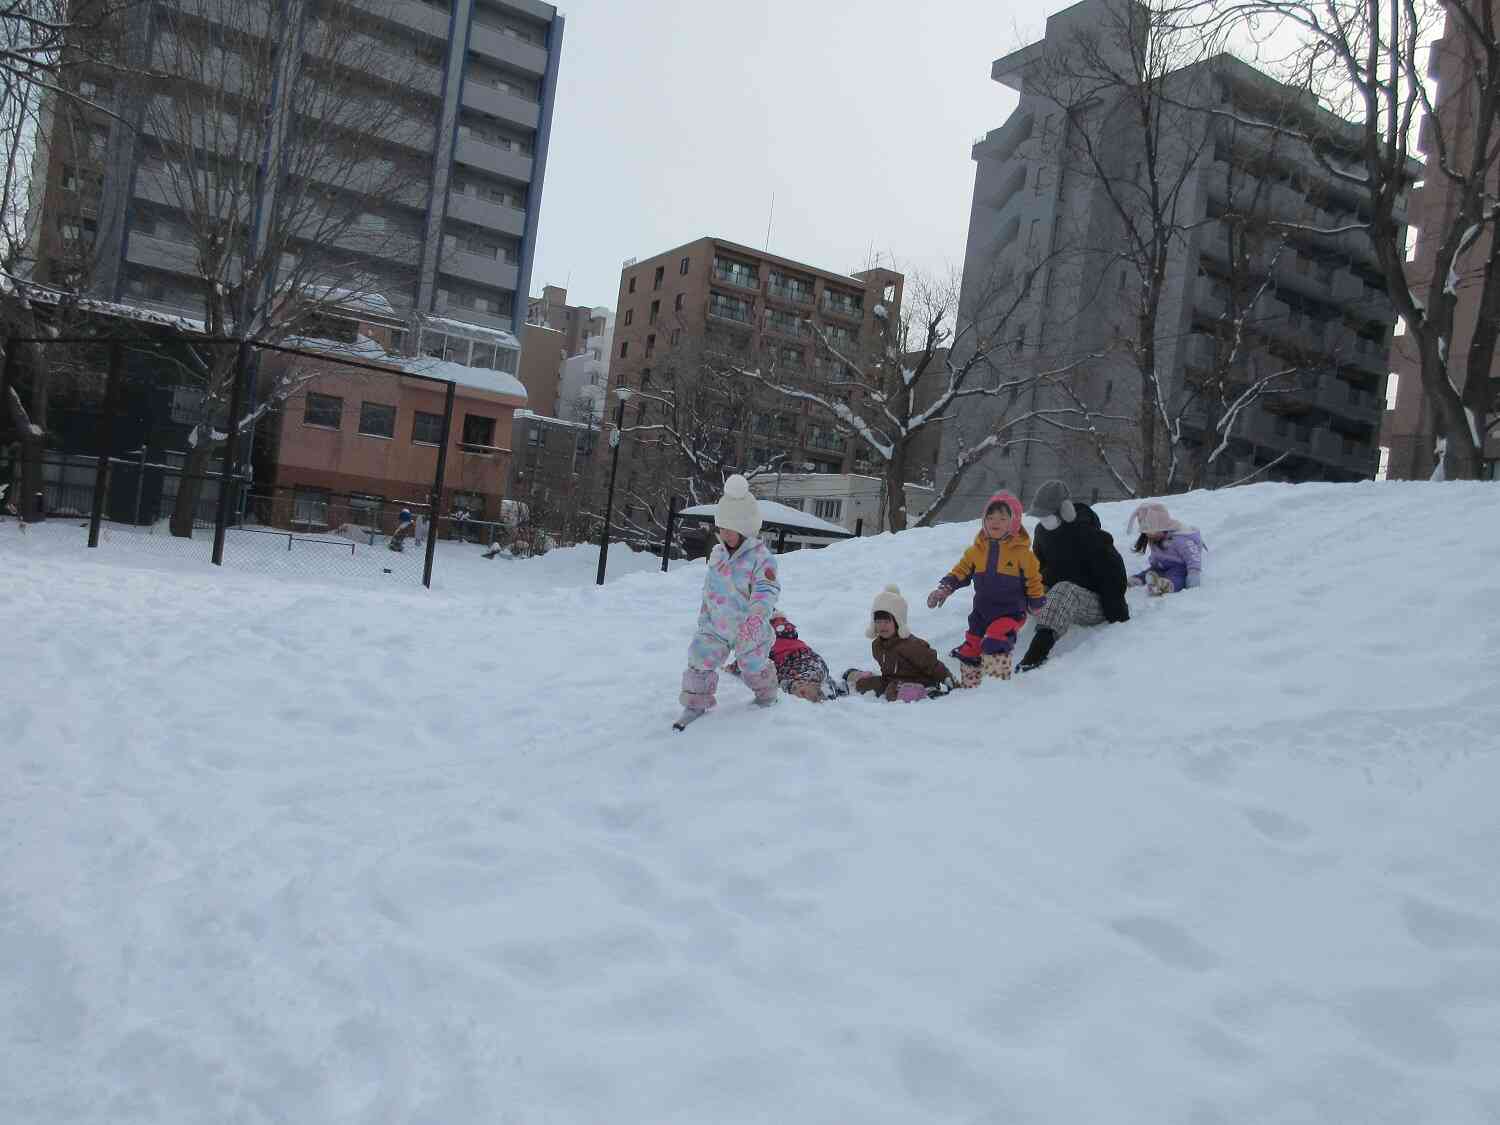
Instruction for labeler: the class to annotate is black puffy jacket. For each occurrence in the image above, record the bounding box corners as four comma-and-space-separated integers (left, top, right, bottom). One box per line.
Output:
1031, 502, 1130, 623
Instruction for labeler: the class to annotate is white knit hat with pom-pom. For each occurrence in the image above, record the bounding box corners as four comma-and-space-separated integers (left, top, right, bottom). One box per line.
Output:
867, 584, 911, 639
714, 474, 763, 540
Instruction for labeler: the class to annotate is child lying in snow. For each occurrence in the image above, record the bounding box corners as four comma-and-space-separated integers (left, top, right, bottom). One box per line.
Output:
845, 586, 956, 702
1126, 502, 1205, 596
730, 613, 848, 701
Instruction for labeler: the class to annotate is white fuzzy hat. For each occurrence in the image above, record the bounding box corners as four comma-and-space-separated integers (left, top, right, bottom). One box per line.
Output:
1126, 501, 1183, 536
715, 474, 762, 540
867, 584, 911, 639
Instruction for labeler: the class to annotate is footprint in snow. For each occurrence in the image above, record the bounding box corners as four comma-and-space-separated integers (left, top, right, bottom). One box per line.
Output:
1242, 806, 1313, 844
1401, 896, 1500, 952
1110, 915, 1221, 972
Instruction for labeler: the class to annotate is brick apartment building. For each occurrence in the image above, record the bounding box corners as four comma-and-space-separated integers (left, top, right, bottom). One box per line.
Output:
605, 236, 904, 524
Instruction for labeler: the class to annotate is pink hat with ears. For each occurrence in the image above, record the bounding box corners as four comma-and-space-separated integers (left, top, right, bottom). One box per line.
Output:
984, 490, 1023, 536
1127, 502, 1183, 536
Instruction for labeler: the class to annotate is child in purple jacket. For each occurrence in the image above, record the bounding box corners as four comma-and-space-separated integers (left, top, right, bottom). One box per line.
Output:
1126, 502, 1204, 595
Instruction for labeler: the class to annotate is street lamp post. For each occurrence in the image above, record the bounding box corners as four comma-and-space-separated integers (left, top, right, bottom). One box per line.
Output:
595, 386, 633, 585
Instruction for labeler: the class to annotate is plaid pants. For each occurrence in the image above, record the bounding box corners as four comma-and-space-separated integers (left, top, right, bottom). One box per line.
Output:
1031, 581, 1106, 639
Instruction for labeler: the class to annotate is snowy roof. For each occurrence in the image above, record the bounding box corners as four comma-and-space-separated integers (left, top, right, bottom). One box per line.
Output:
678, 497, 852, 538
400, 355, 527, 402
513, 409, 596, 431
422, 316, 521, 350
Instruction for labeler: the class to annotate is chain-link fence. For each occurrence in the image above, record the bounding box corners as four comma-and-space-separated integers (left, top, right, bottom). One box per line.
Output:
0, 326, 518, 588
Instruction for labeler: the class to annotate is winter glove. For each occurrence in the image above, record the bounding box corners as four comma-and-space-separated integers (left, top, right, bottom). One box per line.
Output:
737, 615, 766, 646
1127, 574, 1146, 588
884, 681, 904, 702
926, 587, 950, 609
1146, 572, 1174, 597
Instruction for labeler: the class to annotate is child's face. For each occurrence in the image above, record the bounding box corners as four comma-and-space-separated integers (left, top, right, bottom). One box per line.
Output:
873, 616, 898, 640
717, 526, 743, 551
983, 508, 1011, 539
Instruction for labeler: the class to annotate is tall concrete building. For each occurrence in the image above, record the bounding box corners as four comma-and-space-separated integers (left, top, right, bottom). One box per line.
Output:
605, 237, 903, 526
939, 0, 1399, 516
32, 0, 564, 335
1381, 13, 1500, 481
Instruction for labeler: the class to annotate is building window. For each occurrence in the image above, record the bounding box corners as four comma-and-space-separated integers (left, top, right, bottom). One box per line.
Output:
712, 256, 760, 288
653, 265, 664, 289
348, 493, 383, 528
303, 392, 343, 428
293, 487, 329, 527
679, 256, 690, 275
813, 498, 843, 521
462, 413, 496, 448
412, 410, 444, 444
1377, 446, 1391, 480
675, 293, 684, 312
619, 340, 629, 358
646, 333, 656, 357
628, 276, 636, 294
358, 401, 396, 438
1385, 372, 1399, 410
671, 328, 681, 346
528, 423, 545, 447
649, 299, 659, 324
624, 308, 633, 326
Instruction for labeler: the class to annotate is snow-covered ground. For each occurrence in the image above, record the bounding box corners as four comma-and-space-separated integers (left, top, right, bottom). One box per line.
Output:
4, 481, 1499, 1123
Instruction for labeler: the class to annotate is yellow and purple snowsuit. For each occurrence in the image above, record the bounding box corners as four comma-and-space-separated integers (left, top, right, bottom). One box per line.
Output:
938, 524, 1047, 663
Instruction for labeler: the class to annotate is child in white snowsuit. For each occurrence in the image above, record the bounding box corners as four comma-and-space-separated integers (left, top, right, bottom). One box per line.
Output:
675, 475, 781, 729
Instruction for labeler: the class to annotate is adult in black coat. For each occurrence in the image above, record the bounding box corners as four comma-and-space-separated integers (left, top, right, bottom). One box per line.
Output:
1018, 480, 1129, 670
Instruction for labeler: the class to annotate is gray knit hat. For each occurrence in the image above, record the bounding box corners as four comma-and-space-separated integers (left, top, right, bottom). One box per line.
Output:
1028, 479, 1076, 522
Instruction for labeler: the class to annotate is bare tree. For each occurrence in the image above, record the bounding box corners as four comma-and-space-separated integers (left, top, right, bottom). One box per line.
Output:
0, 0, 136, 517
1207, 0, 1497, 479
718, 265, 1115, 530
121, 0, 432, 535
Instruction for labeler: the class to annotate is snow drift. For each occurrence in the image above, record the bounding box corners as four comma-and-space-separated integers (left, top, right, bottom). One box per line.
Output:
3, 481, 1499, 1123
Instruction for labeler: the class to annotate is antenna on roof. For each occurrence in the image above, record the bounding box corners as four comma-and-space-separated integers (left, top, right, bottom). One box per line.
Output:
764, 192, 775, 252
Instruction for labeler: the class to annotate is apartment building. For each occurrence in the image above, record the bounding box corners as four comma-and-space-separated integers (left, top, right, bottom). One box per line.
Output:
507, 409, 599, 536
605, 236, 904, 521
517, 322, 566, 416
939, 0, 1400, 516
1381, 14, 1500, 480
32, 0, 564, 335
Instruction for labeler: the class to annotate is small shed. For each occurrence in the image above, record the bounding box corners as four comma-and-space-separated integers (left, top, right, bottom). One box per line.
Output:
675, 498, 855, 554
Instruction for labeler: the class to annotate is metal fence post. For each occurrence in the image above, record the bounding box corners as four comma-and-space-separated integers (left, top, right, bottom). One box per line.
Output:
88, 342, 126, 548
660, 495, 678, 572
854, 517, 864, 537
212, 340, 251, 566
776, 525, 787, 553
422, 379, 456, 589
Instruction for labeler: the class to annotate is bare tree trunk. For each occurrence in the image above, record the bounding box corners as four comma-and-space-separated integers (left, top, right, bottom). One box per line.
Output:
1459, 234, 1500, 478
170, 443, 216, 537
884, 447, 910, 532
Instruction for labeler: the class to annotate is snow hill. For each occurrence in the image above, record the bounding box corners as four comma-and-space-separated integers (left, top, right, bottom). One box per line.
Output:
3, 481, 1499, 1124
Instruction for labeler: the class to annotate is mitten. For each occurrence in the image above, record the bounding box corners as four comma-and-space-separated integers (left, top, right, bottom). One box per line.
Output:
926, 587, 949, 609
883, 681, 901, 702
1127, 574, 1146, 588
1146, 572, 1173, 597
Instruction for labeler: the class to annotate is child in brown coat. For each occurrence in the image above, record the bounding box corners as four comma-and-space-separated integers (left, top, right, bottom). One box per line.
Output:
845, 586, 956, 702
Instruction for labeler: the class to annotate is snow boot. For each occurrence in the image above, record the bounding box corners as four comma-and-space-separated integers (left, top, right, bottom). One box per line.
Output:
673, 708, 707, 731
950, 632, 984, 664
1146, 571, 1174, 597
1017, 627, 1057, 673
959, 663, 983, 689
982, 652, 1013, 681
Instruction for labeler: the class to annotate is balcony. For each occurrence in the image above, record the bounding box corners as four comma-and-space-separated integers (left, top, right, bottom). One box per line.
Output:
468, 21, 549, 75
712, 264, 760, 290
707, 294, 754, 325
766, 281, 813, 306
765, 311, 810, 339
820, 294, 863, 321
461, 80, 541, 131
446, 191, 527, 237
125, 231, 200, 276
438, 248, 519, 291
455, 134, 534, 182
348, 0, 450, 39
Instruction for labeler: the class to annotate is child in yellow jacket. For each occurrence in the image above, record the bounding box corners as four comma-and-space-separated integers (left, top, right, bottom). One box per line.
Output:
927, 490, 1047, 685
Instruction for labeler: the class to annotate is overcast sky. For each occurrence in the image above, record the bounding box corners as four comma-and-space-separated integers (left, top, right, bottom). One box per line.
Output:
528, 0, 1050, 311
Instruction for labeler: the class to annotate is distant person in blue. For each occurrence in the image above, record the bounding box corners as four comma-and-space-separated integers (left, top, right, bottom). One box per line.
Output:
388, 508, 415, 552
1126, 502, 1204, 596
